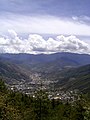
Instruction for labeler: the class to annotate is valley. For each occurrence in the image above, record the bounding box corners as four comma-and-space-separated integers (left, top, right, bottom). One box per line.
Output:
0, 52, 90, 97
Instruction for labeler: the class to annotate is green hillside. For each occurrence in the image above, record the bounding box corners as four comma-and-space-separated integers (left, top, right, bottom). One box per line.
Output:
55, 64, 90, 93
0, 60, 31, 84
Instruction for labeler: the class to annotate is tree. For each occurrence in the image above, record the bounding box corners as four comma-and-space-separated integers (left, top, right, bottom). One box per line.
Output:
34, 90, 50, 120
0, 79, 7, 92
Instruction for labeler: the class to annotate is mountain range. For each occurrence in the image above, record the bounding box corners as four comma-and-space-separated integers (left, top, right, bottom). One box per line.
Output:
0, 52, 90, 93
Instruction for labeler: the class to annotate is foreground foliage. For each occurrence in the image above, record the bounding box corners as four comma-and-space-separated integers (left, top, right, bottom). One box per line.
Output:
0, 80, 90, 120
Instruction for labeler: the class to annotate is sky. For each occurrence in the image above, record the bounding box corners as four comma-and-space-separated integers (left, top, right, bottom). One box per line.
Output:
0, 0, 90, 54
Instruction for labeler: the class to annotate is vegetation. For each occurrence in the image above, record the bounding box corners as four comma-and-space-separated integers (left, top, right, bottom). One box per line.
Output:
52, 64, 90, 93
0, 53, 90, 94
0, 60, 30, 84
0, 79, 90, 120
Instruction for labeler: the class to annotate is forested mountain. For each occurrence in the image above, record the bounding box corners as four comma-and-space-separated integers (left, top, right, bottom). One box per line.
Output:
0, 52, 90, 68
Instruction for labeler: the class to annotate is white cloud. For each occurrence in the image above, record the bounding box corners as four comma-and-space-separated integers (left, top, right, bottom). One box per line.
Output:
8, 29, 17, 38
72, 16, 90, 24
0, 30, 90, 54
1, 14, 90, 36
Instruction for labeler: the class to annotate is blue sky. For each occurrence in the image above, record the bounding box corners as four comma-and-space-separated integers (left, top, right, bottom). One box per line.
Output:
0, 0, 90, 17
0, 0, 90, 35
0, 0, 90, 54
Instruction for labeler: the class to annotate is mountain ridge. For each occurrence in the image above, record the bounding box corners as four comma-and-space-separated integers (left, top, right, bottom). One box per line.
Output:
0, 52, 90, 93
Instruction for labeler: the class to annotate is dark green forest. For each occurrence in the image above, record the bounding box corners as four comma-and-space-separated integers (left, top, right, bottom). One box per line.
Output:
0, 79, 90, 120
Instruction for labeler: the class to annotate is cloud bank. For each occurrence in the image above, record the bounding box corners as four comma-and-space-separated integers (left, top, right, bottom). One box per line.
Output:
0, 30, 89, 54
1, 14, 90, 36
